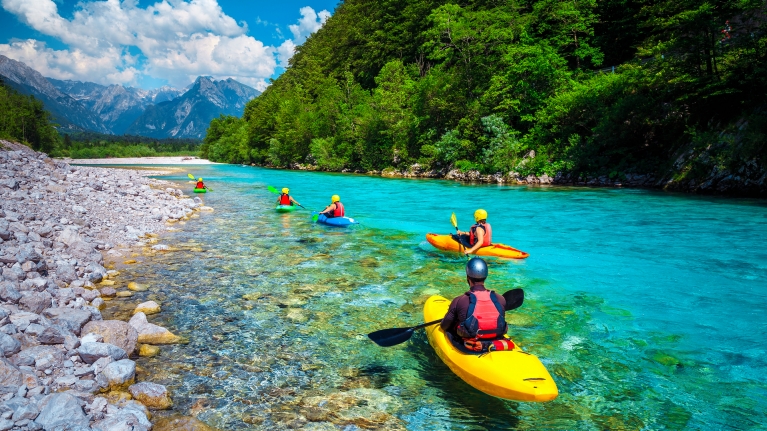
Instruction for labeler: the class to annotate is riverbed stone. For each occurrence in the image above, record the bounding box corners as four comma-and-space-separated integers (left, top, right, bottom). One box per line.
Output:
78, 342, 127, 364
81, 320, 138, 355
42, 308, 91, 335
35, 392, 90, 430
137, 344, 160, 357
18, 291, 52, 314
128, 312, 180, 344
0, 358, 23, 389
0, 333, 20, 356
96, 359, 135, 390
153, 416, 215, 431
127, 282, 148, 292
128, 382, 172, 409
132, 301, 160, 315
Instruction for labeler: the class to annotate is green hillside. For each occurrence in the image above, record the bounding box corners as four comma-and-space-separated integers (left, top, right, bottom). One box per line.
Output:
202, 0, 766, 192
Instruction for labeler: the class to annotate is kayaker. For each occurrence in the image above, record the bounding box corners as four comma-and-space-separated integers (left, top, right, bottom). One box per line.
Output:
441, 258, 508, 352
319, 195, 344, 218
453, 209, 492, 256
277, 188, 301, 207
195, 178, 207, 190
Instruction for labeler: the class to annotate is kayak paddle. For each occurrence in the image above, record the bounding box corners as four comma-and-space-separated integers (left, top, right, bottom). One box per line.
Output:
368, 288, 524, 347
450, 212, 468, 258
267, 185, 280, 194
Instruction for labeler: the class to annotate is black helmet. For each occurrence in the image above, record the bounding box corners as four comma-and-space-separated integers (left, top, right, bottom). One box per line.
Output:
466, 257, 488, 280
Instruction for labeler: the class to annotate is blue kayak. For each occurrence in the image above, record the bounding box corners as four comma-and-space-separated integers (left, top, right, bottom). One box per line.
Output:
313, 212, 358, 227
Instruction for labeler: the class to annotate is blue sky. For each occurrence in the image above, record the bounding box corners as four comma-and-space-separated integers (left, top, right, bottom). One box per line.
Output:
0, 0, 339, 90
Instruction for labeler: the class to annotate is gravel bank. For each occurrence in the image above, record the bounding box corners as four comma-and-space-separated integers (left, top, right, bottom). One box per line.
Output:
0, 140, 211, 430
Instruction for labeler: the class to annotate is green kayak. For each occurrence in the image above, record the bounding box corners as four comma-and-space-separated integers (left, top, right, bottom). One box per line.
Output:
276, 205, 298, 212
193, 188, 207, 193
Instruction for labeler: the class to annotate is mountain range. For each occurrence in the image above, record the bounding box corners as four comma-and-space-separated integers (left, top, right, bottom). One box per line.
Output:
0, 55, 260, 138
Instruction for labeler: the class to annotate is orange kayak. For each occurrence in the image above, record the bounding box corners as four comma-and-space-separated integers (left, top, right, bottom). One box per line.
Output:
426, 233, 530, 259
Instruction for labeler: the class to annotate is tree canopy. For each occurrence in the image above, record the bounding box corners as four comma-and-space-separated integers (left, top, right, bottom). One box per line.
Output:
202, 0, 767, 182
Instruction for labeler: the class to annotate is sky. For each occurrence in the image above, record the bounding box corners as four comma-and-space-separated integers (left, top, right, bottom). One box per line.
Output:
0, 0, 340, 90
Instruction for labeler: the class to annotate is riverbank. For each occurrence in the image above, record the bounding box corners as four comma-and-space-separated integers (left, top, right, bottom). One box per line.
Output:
0, 140, 213, 430
257, 160, 767, 198
64, 156, 217, 165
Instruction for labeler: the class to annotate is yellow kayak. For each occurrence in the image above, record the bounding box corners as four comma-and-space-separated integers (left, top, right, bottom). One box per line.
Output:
424, 295, 558, 402
426, 233, 530, 259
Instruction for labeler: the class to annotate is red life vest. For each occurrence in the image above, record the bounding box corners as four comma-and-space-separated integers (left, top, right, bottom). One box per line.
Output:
279, 194, 291, 205
457, 290, 507, 340
469, 222, 492, 247
196, 181, 204, 189
333, 202, 344, 217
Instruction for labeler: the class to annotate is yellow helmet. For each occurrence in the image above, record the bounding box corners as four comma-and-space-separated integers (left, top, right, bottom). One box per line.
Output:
474, 209, 488, 222
198, 178, 203, 182
282, 188, 289, 194
331, 194, 340, 202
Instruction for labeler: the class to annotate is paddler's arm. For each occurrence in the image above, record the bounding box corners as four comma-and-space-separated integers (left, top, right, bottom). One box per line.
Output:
290, 197, 301, 206
440, 297, 460, 331
319, 203, 335, 215
463, 227, 485, 255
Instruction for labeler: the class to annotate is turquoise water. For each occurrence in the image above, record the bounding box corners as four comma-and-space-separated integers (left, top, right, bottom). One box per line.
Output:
106, 165, 767, 430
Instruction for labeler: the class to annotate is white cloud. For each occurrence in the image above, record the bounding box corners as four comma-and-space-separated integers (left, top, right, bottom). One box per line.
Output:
289, 6, 331, 43
278, 6, 331, 64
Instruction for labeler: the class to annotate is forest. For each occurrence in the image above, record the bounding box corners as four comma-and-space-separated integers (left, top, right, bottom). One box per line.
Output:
51, 132, 201, 159
0, 79, 59, 153
201, 0, 767, 186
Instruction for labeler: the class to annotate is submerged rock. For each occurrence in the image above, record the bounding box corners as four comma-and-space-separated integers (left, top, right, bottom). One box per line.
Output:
153, 416, 215, 431
133, 300, 160, 315
129, 381, 172, 409
128, 312, 180, 344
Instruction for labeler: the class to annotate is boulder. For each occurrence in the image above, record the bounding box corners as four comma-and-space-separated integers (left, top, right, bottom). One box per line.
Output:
133, 301, 160, 315
57, 228, 81, 246
0, 358, 22, 388
0, 333, 21, 356
0, 281, 21, 303
43, 307, 91, 335
35, 392, 90, 430
11, 345, 64, 368
91, 400, 151, 431
96, 359, 135, 390
128, 312, 180, 344
55, 262, 77, 284
129, 382, 172, 409
138, 344, 160, 357
78, 342, 127, 364
37, 325, 71, 345
81, 320, 138, 355
18, 291, 52, 314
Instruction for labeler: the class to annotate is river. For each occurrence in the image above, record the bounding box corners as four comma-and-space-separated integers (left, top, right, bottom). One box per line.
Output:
102, 164, 767, 430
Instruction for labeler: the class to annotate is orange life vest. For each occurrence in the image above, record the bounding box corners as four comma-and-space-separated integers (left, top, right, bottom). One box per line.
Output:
279, 194, 291, 205
333, 202, 344, 217
469, 222, 492, 247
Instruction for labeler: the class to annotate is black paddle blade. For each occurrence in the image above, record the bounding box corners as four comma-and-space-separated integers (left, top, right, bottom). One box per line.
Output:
367, 327, 415, 347
503, 288, 524, 311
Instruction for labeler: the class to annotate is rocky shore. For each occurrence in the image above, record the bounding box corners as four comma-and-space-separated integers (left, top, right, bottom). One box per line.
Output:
282, 159, 767, 197
0, 140, 211, 430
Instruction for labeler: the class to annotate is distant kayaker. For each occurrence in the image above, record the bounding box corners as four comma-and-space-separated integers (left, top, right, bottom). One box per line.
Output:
196, 178, 207, 190
441, 258, 508, 351
453, 209, 492, 256
319, 195, 344, 218
277, 188, 301, 207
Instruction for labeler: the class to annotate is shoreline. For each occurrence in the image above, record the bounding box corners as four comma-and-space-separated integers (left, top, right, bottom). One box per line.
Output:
0, 140, 213, 430
63, 156, 218, 166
